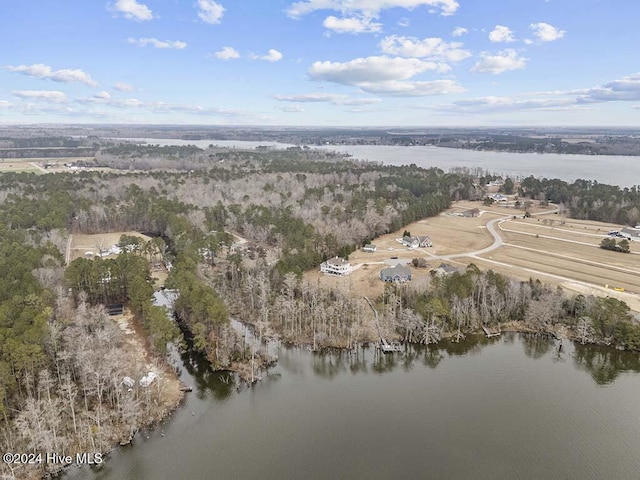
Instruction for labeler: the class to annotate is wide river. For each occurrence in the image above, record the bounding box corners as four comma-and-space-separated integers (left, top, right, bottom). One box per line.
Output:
67, 334, 640, 480
118, 138, 640, 187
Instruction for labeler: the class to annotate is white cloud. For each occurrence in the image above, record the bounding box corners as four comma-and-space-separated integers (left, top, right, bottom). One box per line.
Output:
440, 96, 575, 113
0, 101, 11, 108
471, 50, 526, 74
634, 105, 640, 110
273, 92, 381, 105
127, 37, 187, 49
114, 82, 134, 91
12, 90, 67, 103
287, 0, 460, 18
530, 22, 565, 42
94, 91, 111, 100
308, 56, 443, 85
214, 46, 240, 60
198, 0, 225, 24
100, 98, 267, 122
452, 27, 468, 37
119, 98, 145, 107
307, 56, 463, 96
379, 35, 471, 62
359, 79, 465, 96
576, 73, 640, 103
278, 104, 305, 113
323, 16, 382, 33
430, 72, 640, 114
489, 25, 515, 43
111, 0, 153, 21
252, 49, 283, 62
6, 64, 98, 87
398, 17, 410, 27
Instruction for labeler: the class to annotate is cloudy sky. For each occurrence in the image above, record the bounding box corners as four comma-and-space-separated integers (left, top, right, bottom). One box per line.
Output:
2, 0, 639, 126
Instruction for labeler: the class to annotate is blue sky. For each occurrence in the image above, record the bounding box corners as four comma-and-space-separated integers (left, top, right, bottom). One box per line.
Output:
1, 0, 639, 126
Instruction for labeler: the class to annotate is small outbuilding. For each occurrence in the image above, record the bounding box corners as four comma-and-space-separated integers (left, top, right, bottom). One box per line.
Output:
363, 244, 377, 252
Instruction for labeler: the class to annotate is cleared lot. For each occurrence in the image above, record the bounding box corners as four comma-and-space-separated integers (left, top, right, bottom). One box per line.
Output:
313, 200, 640, 312
70, 231, 151, 258
479, 247, 640, 293
69, 231, 169, 287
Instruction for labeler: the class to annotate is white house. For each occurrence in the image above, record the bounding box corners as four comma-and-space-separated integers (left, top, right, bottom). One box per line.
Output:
401, 236, 432, 249
320, 256, 353, 276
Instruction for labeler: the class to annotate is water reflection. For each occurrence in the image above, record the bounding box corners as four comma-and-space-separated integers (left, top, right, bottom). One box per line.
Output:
177, 343, 235, 400
303, 335, 638, 387
66, 332, 640, 480
521, 333, 555, 359
573, 343, 640, 386
421, 345, 444, 369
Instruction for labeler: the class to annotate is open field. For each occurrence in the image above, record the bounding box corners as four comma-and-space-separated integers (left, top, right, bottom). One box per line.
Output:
0, 158, 45, 174
69, 230, 169, 287
0, 157, 125, 175
312, 200, 640, 313
69, 231, 151, 262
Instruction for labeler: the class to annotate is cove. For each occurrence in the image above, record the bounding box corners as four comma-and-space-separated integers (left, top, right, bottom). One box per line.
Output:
65, 334, 640, 480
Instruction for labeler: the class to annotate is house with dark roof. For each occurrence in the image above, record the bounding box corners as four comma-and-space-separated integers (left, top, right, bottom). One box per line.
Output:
380, 265, 412, 282
462, 208, 481, 218
432, 263, 459, 275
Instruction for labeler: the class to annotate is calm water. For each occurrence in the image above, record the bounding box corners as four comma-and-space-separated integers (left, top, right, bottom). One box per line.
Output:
317, 145, 640, 187
67, 334, 640, 480
118, 138, 639, 187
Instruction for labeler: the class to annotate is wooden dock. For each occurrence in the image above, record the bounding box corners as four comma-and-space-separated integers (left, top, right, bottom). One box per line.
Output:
364, 296, 403, 353
380, 340, 402, 353
481, 325, 501, 338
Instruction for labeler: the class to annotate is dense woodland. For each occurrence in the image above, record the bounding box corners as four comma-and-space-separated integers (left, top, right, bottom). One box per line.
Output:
1, 138, 640, 478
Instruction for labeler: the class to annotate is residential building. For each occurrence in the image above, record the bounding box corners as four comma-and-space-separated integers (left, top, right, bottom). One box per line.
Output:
320, 256, 352, 276
380, 265, 412, 282
401, 235, 432, 249
462, 208, 481, 218
433, 263, 459, 275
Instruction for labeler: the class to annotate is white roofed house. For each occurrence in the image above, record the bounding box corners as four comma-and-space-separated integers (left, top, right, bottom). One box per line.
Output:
320, 256, 353, 276
401, 236, 432, 249
401, 236, 419, 249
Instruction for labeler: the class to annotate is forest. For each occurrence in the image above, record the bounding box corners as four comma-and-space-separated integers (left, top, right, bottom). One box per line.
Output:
1, 139, 640, 478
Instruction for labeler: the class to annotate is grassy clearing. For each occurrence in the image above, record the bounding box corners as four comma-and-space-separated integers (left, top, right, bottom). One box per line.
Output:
70, 231, 152, 261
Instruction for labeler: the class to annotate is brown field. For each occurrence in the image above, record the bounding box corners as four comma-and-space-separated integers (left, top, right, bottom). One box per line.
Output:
310, 200, 640, 313
69, 231, 169, 287
0, 158, 45, 174
0, 157, 123, 175
69, 231, 152, 260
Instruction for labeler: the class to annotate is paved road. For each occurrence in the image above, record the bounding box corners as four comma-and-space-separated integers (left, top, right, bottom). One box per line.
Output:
414, 215, 511, 264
